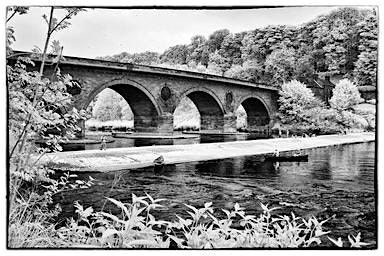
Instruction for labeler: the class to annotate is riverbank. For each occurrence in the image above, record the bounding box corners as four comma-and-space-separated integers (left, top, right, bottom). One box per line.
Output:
112, 132, 199, 139
39, 132, 375, 172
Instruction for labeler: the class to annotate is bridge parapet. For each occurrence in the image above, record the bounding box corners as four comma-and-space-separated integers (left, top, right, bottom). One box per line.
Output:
8, 51, 279, 136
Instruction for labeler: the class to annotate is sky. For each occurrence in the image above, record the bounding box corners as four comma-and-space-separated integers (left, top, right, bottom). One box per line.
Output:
7, 6, 366, 59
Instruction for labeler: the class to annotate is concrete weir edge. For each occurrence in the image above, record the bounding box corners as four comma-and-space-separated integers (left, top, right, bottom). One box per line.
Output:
39, 132, 375, 173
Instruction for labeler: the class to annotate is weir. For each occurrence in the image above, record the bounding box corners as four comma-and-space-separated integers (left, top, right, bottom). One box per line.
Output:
40, 132, 375, 173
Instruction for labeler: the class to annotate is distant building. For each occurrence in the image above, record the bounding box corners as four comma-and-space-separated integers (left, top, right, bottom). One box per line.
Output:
357, 86, 376, 101
307, 74, 376, 103
307, 75, 335, 105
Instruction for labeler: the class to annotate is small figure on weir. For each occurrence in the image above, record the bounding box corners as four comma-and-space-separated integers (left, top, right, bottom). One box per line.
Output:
153, 155, 165, 165
273, 149, 280, 157
293, 149, 303, 157
100, 136, 107, 150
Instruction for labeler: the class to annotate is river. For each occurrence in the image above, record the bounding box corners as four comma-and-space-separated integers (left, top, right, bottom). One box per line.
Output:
53, 141, 376, 248
61, 132, 270, 151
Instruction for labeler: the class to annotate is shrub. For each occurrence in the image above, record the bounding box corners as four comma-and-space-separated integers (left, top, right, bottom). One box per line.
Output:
55, 194, 370, 248
330, 79, 363, 111
278, 80, 324, 124
340, 111, 369, 129
8, 172, 94, 248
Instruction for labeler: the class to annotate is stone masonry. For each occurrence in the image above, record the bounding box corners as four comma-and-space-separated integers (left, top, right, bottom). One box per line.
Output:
13, 53, 279, 137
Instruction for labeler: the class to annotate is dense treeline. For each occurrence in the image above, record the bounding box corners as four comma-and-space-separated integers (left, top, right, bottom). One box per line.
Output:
99, 7, 377, 88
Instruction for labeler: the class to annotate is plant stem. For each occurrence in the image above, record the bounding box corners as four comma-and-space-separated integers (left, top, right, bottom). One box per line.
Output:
39, 7, 54, 76
6, 10, 18, 23
14, 7, 54, 172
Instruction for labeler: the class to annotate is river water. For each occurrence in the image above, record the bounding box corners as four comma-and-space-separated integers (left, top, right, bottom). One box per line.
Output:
61, 132, 269, 151
54, 141, 376, 248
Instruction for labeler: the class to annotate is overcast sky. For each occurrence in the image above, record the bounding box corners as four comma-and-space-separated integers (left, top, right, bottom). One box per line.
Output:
8, 6, 363, 58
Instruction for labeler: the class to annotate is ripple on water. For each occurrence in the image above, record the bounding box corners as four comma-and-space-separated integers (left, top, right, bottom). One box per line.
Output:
54, 141, 376, 247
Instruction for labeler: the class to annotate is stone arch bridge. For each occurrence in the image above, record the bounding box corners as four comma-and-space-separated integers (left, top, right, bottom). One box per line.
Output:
11, 53, 279, 137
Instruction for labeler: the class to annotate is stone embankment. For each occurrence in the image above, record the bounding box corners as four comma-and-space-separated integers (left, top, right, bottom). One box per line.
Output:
40, 132, 375, 172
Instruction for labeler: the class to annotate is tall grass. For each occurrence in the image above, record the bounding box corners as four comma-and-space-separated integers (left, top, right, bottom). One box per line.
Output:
8, 171, 94, 248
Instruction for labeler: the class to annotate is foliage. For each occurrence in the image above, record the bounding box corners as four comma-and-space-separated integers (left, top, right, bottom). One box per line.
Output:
7, 6, 89, 248
160, 44, 189, 65
91, 88, 133, 121
265, 47, 296, 86
353, 12, 378, 87
98, 51, 160, 65
278, 80, 323, 124
278, 79, 371, 134
6, 7, 30, 55
207, 29, 230, 52
8, 172, 94, 248
209, 51, 230, 75
85, 119, 134, 131
186, 35, 209, 66
98, 7, 377, 88
294, 55, 316, 85
224, 60, 265, 83
329, 79, 363, 111
54, 194, 369, 248
339, 111, 369, 130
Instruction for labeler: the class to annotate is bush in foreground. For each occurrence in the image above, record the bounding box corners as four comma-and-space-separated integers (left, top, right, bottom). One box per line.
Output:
55, 194, 369, 248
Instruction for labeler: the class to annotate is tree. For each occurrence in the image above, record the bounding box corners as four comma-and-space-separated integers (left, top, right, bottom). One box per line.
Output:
311, 8, 366, 77
353, 11, 378, 87
130, 51, 160, 65
94, 7, 377, 93
278, 80, 323, 124
6, 7, 29, 55
224, 60, 265, 83
265, 47, 296, 86
218, 32, 244, 66
207, 29, 230, 52
186, 35, 208, 65
91, 89, 133, 121
9, 7, 86, 161
329, 79, 363, 111
241, 29, 268, 63
294, 54, 316, 84
160, 44, 189, 64
224, 65, 245, 80
209, 50, 231, 75
7, 7, 88, 247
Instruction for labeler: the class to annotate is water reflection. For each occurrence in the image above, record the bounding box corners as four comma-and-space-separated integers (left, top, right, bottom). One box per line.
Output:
60, 132, 271, 151
54, 142, 376, 245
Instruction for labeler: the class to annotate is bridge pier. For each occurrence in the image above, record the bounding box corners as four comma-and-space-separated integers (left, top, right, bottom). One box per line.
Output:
134, 114, 174, 134
201, 115, 224, 132
247, 116, 271, 135
223, 114, 237, 133
77, 119, 86, 138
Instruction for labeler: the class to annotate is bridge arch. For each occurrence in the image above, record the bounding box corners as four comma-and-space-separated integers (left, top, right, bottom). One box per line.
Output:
83, 78, 162, 132
235, 95, 271, 132
177, 87, 225, 131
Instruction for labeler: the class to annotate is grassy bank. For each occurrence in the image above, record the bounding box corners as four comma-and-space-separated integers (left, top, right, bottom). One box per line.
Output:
86, 119, 134, 132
